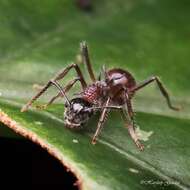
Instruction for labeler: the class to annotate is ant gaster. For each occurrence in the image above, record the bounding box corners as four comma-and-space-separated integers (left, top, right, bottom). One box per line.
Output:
21, 42, 179, 151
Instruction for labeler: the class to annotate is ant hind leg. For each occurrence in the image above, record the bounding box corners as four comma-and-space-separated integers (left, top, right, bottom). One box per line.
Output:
131, 76, 179, 111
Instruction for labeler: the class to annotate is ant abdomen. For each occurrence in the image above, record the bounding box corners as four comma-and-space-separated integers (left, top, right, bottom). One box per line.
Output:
107, 68, 136, 104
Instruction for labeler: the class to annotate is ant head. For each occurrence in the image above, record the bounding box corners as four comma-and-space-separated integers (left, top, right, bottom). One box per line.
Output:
64, 98, 93, 129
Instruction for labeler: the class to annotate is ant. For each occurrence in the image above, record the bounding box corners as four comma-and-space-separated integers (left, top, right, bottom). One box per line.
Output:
21, 42, 179, 151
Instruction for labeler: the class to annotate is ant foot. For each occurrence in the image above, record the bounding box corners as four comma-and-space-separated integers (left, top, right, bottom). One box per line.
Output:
21, 105, 28, 112
91, 138, 97, 145
36, 105, 47, 110
171, 105, 181, 111
135, 140, 144, 151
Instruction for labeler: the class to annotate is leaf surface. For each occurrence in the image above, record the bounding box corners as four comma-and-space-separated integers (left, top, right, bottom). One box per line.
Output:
0, 0, 190, 189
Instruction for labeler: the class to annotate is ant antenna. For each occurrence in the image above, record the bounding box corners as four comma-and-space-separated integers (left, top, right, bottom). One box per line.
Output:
51, 81, 71, 106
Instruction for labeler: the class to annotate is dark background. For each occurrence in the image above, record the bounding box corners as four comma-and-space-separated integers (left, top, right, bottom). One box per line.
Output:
0, 134, 78, 189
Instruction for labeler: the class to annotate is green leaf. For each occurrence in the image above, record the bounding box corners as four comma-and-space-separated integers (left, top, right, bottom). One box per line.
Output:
0, 0, 190, 189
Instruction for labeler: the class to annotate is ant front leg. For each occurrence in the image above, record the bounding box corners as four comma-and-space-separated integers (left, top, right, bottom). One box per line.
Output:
21, 63, 87, 112
131, 76, 179, 111
122, 92, 144, 151
91, 97, 111, 144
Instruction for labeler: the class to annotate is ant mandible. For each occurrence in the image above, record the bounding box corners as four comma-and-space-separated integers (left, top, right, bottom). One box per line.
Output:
21, 42, 179, 151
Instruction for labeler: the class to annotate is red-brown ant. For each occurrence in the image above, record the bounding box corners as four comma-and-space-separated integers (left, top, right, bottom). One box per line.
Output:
21, 42, 179, 151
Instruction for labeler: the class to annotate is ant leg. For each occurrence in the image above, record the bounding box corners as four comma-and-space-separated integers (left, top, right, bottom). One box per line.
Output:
80, 41, 96, 82
21, 80, 69, 112
91, 97, 111, 144
21, 63, 87, 112
93, 105, 122, 110
122, 92, 144, 151
131, 76, 179, 111
21, 80, 52, 112
36, 78, 80, 110
53, 63, 87, 89
36, 93, 61, 110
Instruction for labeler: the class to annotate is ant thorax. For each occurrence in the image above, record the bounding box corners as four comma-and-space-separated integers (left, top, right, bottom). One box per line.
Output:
81, 81, 108, 105
64, 98, 93, 129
